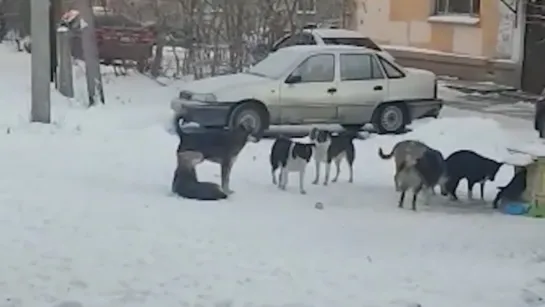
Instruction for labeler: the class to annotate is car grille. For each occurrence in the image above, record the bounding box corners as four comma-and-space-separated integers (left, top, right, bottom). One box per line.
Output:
179, 91, 192, 100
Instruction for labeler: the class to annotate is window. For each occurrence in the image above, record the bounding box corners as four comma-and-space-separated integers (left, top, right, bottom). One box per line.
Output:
290, 54, 335, 83
322, 37, 381, 51
340, 54, 384, 81
275, 34, 300, 50
297, 0, 316, 13
273, 33, 316, 51
299, 33, 316, 45
378, 56, 405, 79
434, 0, 480, 16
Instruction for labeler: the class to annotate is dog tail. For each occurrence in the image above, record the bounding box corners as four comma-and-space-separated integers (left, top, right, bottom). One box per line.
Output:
378, 146, 395, 160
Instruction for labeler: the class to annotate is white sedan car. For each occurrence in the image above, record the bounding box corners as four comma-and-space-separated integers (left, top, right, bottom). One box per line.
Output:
171, 45, 442, 135
270, 27, 396, 63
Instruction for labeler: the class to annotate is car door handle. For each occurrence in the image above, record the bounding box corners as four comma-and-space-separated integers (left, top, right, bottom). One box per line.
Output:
374, 85, 383, 91
327, 88, 337, 94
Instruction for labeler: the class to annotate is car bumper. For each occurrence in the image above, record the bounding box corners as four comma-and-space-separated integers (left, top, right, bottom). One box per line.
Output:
171, 98, 233, 127
407, 99, 443, 120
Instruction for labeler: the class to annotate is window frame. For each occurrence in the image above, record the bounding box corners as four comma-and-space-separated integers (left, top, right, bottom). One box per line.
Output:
287, 53, 336, 83
275, 34, 301, 50
377, 55, 406, 79
339, 53, 385, 81
433, 0, 480, 16
296, 0, 317, 14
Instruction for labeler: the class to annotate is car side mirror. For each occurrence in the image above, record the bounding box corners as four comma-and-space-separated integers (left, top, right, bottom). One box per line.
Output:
285, 75, 302, 84
270, 46, 278, 52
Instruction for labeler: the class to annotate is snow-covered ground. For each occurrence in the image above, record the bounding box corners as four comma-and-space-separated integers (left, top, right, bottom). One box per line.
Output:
0, 45, 544, 307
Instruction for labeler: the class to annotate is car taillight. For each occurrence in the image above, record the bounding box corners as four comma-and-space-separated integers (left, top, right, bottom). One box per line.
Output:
434, 79, 438, 99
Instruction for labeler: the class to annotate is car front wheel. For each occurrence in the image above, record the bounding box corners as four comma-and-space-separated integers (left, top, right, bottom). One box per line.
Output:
228, 103, 265, 136
373, 103, 407, 134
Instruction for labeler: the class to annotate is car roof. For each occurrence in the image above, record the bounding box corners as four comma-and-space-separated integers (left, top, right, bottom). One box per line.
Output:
305, 28, 365, 39
278, 44, 375, 54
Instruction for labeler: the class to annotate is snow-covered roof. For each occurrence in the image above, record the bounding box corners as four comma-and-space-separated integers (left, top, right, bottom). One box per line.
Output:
307, 28, 365, 38
278, 44, 375, 54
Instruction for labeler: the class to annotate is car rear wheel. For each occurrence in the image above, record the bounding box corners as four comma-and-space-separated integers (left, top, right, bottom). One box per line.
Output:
228, 103, 265, 136
373, 103, 407, 134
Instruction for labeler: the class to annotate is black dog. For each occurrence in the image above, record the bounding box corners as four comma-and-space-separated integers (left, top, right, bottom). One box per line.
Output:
172, 151, 227, 201
173, 113, 258, 194
441, 150, 503, 201
270, 136, 315, 194
493, 167, 527, 209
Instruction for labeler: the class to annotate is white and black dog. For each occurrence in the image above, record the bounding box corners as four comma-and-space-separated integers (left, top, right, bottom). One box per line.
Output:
270, 136, 315, 194
308, 128, 364, 185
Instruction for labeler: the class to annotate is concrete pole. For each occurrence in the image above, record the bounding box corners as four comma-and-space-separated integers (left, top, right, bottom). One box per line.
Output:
30, 0, 51, 123
77, 0, 105, 106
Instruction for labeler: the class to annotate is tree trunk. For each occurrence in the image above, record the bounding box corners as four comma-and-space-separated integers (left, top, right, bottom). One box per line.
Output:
150, 29, 165, 78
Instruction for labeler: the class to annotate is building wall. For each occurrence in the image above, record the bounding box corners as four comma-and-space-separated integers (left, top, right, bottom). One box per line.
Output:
354, 0, 522, 61
353, 0, 525, 86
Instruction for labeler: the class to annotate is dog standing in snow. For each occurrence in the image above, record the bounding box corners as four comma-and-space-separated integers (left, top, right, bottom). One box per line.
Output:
270, 136, 315, 194
441, 150, 503, 201
308, 128, 362, 185
396, 148, 448, 211
378, 140, 431, 191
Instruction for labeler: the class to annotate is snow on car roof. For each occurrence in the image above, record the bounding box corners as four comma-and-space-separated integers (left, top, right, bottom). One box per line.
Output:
278, 44, 375, 54
307, 28, 366, 38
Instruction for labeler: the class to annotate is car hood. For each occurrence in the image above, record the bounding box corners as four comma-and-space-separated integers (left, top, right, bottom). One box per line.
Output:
180, 73, 269, 96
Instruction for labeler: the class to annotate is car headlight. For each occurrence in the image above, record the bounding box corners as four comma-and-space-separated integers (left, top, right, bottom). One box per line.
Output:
193, 93, 217, 102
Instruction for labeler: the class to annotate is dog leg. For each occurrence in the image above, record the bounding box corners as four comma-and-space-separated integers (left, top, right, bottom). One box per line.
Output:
411, 188, 419, 211
324, 161, 331, 186
220, 160, 234, 194
423, 187, 432, 206
278, 167, 284, 189
480, 181, 485, 200
277, 168, 283, 189
279, 167, 288, 190
398, 190, 406, 208
312, 160, 320, 184
394, 172, 401, 191
299, 169, 306, 194
348, 161, 354, 183
271, 168, 277, 185
467, 181, 473, 200
332, 158, 341, 183
448, 178, 461, 201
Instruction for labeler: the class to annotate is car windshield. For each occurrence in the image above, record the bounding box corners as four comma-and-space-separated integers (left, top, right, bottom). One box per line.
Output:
246, 49, 299, 79
322, 37, 381, 51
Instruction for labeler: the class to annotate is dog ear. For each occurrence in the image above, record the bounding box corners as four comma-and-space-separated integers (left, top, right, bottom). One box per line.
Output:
309, 127, 318, 139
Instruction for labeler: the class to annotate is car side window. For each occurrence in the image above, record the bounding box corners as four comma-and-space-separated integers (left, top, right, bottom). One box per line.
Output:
300, 33, 316, 45
290, 54, 335, 83
276, 34, 301, 49
378, 56, 405, 79
340, 54, 384, 81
